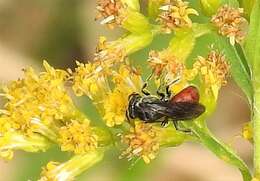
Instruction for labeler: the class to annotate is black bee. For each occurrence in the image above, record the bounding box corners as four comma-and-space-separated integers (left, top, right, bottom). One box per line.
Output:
126, 81, 205, 131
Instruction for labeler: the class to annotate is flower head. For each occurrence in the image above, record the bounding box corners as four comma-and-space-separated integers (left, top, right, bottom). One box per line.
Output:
95, 0, 126, 29
157, 0, 198, 33
103, 65, 142, 127
192, 50, 230, 98
0, 61, 76, 136
58, 120, 98, 154
148, 50, 184, 77
71, 60, 110, 101
211, 5, 248, 45
95, 36, 127, 66
120, 122, 160, 164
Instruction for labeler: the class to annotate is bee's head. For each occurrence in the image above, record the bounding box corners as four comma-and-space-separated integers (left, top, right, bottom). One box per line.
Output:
128, 92, 140, 101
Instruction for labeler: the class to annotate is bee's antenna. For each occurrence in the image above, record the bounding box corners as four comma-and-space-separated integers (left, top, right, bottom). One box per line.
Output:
167, 77, 181, 86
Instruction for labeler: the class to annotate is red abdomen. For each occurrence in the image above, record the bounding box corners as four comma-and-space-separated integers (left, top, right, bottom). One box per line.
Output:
170, 86, 200, 104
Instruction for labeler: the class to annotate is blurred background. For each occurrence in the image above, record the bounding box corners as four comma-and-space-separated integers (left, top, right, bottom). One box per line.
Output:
0, 0, 253, 181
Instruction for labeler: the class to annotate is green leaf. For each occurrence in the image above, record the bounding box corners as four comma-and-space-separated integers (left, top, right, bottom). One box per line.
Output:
190, 122, 252, 181
200, 0, 221, 16
238, 0, 256, 19
168, 28, 196, 62
214, 34, 254, 108
245, 1, 260, 178
245, 0, 260, 78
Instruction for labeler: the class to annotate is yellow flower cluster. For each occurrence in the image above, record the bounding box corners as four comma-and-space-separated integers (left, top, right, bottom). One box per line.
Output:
70, 61, 110, 100
95, 0, 126, 29
39, 161, 63, 181
211, 5, 248, 45
157, 0, 198, 33
192, 50, 230, 98
58, 120, 98, 154
148, 49, 184, 77
0, 61, 75, 136
95, 36, 126, 65
120, 122, 160, 164
103, 65, 142, 127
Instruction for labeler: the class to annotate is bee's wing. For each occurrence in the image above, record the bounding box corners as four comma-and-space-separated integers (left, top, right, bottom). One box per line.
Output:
155, 102, 206, 120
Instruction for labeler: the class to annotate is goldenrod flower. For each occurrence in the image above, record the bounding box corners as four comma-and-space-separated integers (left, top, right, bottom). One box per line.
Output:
148, 50, 184, 76
95, 36, 126, 66
211, 5, 248, 45
58, 120, 98, 154
71, 61, 110, 101
95, 0, 126, 29
157, 0, 198, 33
0, 61, 77, 137
103, 87, 130, 127
192, 50, 230, 99
103, 65, 142, 127
120, 122, 160, 164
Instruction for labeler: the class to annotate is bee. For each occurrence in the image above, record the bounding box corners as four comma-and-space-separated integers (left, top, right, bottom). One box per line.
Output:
126, 80, 205, 131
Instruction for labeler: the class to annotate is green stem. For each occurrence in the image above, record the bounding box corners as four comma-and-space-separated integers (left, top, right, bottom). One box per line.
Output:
190, 122, 252, 181
253, 81, 260, 178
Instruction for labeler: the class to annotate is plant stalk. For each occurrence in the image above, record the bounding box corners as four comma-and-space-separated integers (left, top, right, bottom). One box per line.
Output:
253, 80, 260, 179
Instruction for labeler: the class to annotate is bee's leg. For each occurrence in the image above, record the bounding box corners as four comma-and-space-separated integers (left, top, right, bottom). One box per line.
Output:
161, 118, 169, 127
142, 72, 154, 95
165, 78, 180, 99
125, 110, 130, 123
165, 84, 172, 100
173, 121, 191, 133
157, 89, 166, 101
141, 82, 150, 95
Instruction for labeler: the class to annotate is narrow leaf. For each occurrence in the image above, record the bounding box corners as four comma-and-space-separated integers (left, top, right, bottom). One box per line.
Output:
191, 123, 252, 181
245, 0, 260, 78
214, 34, 254, 108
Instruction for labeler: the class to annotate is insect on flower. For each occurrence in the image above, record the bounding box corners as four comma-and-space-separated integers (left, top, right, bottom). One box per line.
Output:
126, 78, 205, 131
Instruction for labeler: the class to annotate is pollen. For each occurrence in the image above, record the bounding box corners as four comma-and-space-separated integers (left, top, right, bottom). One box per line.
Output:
148, 50, 184, 76
94, 36, 126, 66
157, 0, 198, 33
193, 50, 230, 98
58, 120, 98, 154
0, 61, 75, 136
40, 161, 62, 181
120, 122, 160, 164
71, 61, 110, 100
95, 0, 125, 29
211, 5, 248, 45
103, 86, 130, 127
103, 65, 142, 127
